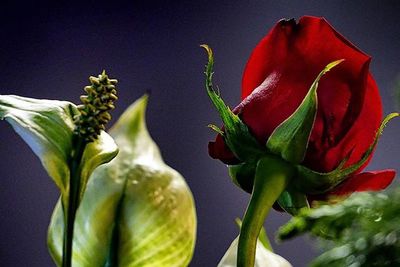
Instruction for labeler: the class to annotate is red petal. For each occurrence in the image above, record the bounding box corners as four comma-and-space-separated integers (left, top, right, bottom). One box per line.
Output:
237, 16, 380, 172
329, 170, 396, 195
304, 74, 382, 172
209, 16, 383, 171
242, 16, 370, 100
208, 134, 239, 165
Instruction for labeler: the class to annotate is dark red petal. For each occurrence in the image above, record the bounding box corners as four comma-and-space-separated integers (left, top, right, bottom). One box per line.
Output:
329, 169, 396, 195
304, 74, 382, 172
238, 16, 379, 172
307, 170, 396, 205
242, 16, 370, 100
208, 134, 240, 165
209, 16, 383, 170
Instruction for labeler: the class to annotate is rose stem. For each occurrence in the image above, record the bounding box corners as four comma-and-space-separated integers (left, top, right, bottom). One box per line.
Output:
62, 135, 86, 267
237, 156, 293, 267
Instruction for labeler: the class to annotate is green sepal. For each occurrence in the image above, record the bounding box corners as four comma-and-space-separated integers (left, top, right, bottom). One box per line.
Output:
228, 162, 257, 193
202, 45, 266, 162
48, 95, 197, 267
277, 188, 310, 216
266, 60, 344, 164
295, 112, 399, 194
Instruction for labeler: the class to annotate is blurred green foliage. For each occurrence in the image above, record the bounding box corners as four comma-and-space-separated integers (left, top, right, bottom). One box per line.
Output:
278, 189, 400, 266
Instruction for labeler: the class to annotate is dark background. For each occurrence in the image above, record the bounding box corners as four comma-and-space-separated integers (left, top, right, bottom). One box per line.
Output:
0, 1, 399, 266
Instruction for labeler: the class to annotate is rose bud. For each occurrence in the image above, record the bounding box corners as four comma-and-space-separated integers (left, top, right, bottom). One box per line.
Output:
202, 16, 398, 267
205, 16, 398, 211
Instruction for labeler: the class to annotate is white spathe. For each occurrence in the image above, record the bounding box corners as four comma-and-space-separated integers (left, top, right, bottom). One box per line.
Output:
218, 237, 292, 267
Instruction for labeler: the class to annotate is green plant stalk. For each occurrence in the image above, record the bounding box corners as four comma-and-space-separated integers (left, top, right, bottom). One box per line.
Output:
104, 179, 128, 267
60, 71, 117, 267
237, 156, 294, 267
62, 135, 86, 267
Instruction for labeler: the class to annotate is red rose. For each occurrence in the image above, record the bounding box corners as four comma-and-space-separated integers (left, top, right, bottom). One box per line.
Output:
209, 16, 395, 198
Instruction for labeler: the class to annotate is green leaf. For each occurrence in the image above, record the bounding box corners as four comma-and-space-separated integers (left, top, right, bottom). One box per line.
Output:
278, 189, 400, 267
217, 236, 292, 267
202, 45, 266, 162
266, 60, 344, 164
277, 189, 309, 216
48, 95, 197, 267
295, 112, 399, 194
0, 95, 118, 201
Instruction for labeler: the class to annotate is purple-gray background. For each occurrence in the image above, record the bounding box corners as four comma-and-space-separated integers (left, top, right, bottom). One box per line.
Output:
0, 1, 399, 266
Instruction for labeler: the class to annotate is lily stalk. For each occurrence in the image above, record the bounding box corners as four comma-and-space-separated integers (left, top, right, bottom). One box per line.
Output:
63, 71, 117, 267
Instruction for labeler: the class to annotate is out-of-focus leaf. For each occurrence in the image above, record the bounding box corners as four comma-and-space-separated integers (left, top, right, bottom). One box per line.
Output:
278, 189, 400, 267
217, 236, 292, 267
48, 95, 197, 267
0, 95, 118, 206
277, 189, 309, 216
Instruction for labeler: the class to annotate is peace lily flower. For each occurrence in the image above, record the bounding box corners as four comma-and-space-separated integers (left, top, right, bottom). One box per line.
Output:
0, 72, 119, 267
202, 16, 398, 267
0, 75, 196, 267
48, 95, 196, 267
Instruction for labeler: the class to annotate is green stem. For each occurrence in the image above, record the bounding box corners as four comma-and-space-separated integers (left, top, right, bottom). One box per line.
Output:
258, 226, 273, 252
237, 156, 294, 267
62, 136, 86, 267
105, 179, 128, 267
